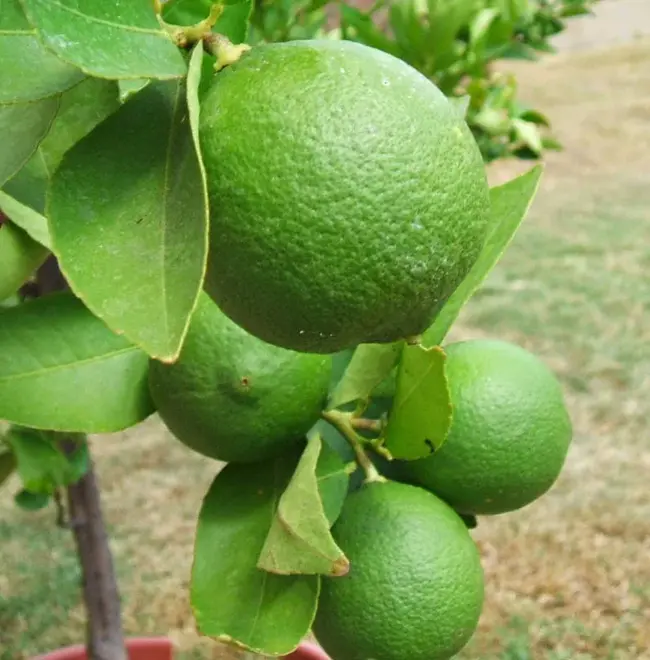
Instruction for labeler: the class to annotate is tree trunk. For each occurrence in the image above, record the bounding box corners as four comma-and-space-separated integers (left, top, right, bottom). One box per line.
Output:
36, 256, 128, 660
67, 453, 128, 660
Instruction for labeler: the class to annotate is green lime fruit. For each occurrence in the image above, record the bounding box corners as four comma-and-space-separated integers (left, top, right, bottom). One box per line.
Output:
148, 294, 332, 463
314, 480, 484, 660
404, 339, 572, 515
199, 39, 490, 353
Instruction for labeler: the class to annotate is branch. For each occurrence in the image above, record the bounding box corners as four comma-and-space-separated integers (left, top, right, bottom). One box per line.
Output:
322, 410, 386, 484
36, 259, 127, 660
66, 445, 127, 660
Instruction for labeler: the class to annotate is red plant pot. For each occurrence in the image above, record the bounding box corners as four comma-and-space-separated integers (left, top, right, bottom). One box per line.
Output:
35, 638, 330, 660
34, 638, 174, 660
286, 641, 331, 660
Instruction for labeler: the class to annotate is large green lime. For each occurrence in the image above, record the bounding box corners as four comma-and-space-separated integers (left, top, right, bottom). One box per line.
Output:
148, 294, 331, 463
314, 481, 484, 660
404, 339, 572, 515
199, 40, 490, 353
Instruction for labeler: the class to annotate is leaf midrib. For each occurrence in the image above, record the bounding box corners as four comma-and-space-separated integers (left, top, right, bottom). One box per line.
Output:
31, 0, 169, 37
0, 344, 138, 383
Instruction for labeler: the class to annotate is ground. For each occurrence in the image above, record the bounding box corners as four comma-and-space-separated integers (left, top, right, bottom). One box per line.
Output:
2, 2, 650, 659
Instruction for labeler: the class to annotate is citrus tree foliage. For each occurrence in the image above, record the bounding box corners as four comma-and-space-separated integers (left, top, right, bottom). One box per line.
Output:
250, 0, 598, 161
0, 1, 549, 656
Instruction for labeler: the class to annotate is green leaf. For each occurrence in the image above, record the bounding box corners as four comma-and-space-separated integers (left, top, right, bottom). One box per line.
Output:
2, 77, 120, 219
340, 5, 399, 56
258, 434, 349, 577
469, 7, 500, 47
473, 107, 511, 135
0, 190, 51, 248
215, 0, 254, 43
517, 108, 551, 127
118, 78, 150, 102
0, 221, 49, 300
422, 166, 543, 346
163, 0, 253, 43
48, 76, 209, 361
0, 0, 84, 104
0, 98, 59, 187
384, 344, 451, 460
6, 426, 87, 494
192, 455, 319, 656
20, 0, 186, 80
328, 348, 355, 395
0, 447, 17, 488
15, 489, 50, 511
512, 118, 543, 154
329, 342, 404, 410
0, 293, 154, 432
2, 152, 49, 214
315, 434, 350, 526
35, 77, 120, 174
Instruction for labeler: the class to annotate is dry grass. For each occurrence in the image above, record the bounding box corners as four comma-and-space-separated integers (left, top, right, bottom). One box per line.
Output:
3, 23, 650, 660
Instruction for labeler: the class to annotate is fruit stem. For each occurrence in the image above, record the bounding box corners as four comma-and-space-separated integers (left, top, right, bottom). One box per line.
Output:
203, 33, 251, 71
350, 417, 382, 434
322, 410, 386, 484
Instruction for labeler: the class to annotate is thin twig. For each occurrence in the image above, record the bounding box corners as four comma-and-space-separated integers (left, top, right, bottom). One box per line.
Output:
322, 410, 385, 484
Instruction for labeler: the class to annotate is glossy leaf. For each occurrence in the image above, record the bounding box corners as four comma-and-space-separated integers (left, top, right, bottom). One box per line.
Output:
258, 434, 349, 576
513, 118, 543, 153
35, 77, 120, 174
163, 0, 253, 43
329, 342, 404, 410
0, 0, 84, 104
315, 434, 350, 526
328, 348, 355, 395
21, 0, 186, 80
192, 456, 319, 656
422, 166, 543, 346
118, 78, 149, 102
2, 152, 49, 214
0, 221, 49, 299
0, 97, 59, 187
0, 447, 16, 488
0, 293, 154, 432
48, 78, 209, 361
384, 344, 452, 460
0, 190, 51, 248
2, 78, 120, 218
7, 426, 87, 494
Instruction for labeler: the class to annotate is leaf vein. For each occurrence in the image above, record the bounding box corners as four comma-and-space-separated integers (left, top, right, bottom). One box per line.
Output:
0, 345, 138, 383
34, 0, 168, 37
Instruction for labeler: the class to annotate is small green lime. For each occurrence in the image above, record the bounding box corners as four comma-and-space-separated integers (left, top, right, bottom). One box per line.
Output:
199, 39, 490, 353
314, 480, 484, 660
404, 339, 572, 515
149, 294, 331, 463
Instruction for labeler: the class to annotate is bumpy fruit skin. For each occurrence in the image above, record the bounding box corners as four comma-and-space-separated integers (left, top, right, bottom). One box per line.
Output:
199, 39, 490, 353
314, 481, 484, 660
405, 339, 573, 515
148, 294, 331, 463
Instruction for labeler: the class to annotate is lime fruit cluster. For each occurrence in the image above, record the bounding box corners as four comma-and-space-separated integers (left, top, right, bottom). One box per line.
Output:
149, 294, 331, 463
312, 339, 571, 660
147, 37, 571, 660
199, 39, 490, 354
